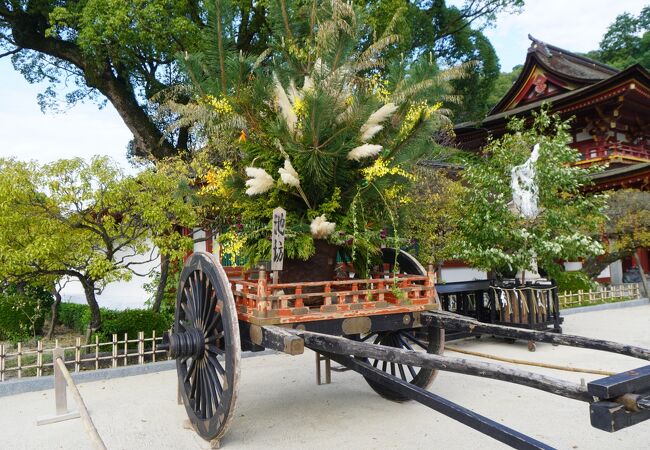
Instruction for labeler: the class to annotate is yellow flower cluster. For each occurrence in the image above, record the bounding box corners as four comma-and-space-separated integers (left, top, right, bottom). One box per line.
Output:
398, 101, 442, 139
384, 185, 413, 204
362, 157, 414, 182
368, 73, 390, 102
291, 97, 306, 117
201, 162, 235, 198
199, 94, 233, 115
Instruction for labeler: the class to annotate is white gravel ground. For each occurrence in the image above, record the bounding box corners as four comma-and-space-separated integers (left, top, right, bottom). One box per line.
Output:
1, 305, 650, 450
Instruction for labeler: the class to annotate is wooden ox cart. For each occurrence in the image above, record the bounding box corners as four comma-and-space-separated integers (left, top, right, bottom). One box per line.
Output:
159, 250, 650, 449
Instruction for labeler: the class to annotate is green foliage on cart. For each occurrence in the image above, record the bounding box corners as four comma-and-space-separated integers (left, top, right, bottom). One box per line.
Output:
173, 0, 464, 277
0, 284, 53, 341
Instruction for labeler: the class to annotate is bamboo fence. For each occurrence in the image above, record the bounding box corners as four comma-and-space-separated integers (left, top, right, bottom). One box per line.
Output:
0, 330, 170, 382
558, 283, 641, 309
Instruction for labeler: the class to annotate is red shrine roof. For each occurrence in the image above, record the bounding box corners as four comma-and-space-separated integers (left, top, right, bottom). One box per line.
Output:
454, 37, 650, 151
454, 36, 650, 191
489, 35, 618, 115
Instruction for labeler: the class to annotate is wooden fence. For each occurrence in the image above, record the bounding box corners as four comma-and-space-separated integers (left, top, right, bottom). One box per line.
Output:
558, 283, 641, 309
0, 331, 170, 382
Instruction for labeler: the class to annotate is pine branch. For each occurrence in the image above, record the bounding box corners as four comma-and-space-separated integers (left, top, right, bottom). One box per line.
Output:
278, 0, 293, 40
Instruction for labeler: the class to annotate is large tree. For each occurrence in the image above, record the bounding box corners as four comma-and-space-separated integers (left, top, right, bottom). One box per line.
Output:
0, 156, 197, 334
1, 1, 522, 161
583, 189, 650, 295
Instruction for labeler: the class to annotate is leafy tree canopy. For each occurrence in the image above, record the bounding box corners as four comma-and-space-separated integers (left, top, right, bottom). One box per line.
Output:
0, 156, 197, 330
585, 6, 650, 69
485, 64, 522, 112
1, 1, 522, 161
455, 109, 606, 278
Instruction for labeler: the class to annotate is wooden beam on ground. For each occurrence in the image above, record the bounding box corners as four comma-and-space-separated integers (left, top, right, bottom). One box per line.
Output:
270, 327, 592, 402
323, 352, 555, 450
422, 310, 650, 361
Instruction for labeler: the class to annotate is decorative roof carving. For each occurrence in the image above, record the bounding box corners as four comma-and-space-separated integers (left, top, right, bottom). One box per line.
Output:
490, 36, 619, 114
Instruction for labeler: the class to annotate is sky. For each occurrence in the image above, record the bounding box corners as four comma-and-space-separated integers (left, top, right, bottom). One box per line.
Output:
0, 0, 648, 169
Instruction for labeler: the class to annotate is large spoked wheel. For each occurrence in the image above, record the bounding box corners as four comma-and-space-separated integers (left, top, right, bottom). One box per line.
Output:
358, 326, 444, 402
167, 252, 241, 443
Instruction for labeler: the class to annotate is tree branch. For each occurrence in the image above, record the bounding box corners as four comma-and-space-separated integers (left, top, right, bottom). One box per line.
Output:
0, 46, 21, 58
5, 9, 176, 160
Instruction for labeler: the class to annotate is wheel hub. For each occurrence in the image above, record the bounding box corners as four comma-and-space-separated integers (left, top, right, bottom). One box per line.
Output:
160, 327, 205, 359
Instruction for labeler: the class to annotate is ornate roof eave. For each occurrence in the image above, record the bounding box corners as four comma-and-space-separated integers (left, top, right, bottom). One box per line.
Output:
488, 36, 619, 115
587, 163, 650, 192
458, 64, 650, 131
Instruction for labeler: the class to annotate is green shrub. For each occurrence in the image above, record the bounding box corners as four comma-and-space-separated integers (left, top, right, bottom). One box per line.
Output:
58, 303, 91, 333
0, 290, 50, 341
554, 271, 596, 293
94, 309, 173, 342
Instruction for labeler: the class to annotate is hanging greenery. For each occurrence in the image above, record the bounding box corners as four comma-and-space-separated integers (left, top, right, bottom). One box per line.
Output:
163, 0, 463, 274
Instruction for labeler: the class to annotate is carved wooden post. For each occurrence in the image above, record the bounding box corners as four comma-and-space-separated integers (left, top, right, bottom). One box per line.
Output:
295, 285, 304, 308
258, 266, 268, 314
324, 283, 332, 306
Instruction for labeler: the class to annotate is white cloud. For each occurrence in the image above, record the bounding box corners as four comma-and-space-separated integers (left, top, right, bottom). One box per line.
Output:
485, 0, 648, 71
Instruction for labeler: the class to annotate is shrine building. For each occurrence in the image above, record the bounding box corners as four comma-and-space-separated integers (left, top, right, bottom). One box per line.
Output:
453, 35, 650, 284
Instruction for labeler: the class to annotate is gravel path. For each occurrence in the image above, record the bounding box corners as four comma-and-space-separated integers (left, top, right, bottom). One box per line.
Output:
1, 305, 649, 449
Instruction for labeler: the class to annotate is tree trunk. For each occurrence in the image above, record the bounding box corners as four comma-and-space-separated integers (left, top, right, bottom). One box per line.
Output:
80, 277, 101, 343
583, 250, 629, 279
633, 252, 650, 299
152, 254, 170, 313
46, 286, 62, 340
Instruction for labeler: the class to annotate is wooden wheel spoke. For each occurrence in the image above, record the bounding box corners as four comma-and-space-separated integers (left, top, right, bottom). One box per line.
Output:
196, 365, 206, 418
201, 362, 213, 418
189, 274, 201, 324
360, 333, 377, 342
205, 357, 224, 403
207, 343, 225, 356
207, 353, 226, 376
189, 366, 199, 400
372, 359, 379, 368
396, 334, 413, 351
398, 363, 407, 381
182, 287, 198, 322
195, 272, 206, 324
184, 358, 198, 384
402, 332, 429, 350
205, 310, 222, 334
203, 292, 218, 328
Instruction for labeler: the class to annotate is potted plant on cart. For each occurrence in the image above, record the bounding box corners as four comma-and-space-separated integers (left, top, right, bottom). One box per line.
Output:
161, 2, 461, 281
